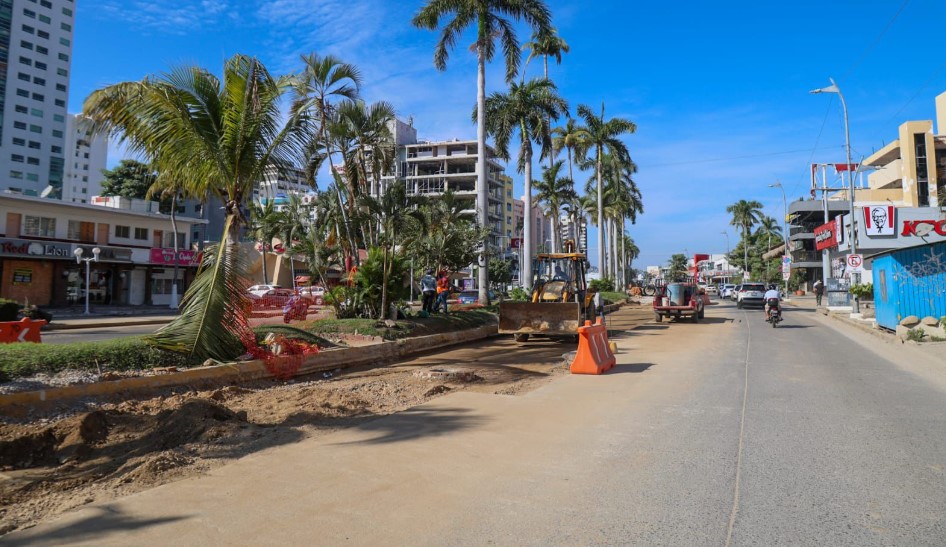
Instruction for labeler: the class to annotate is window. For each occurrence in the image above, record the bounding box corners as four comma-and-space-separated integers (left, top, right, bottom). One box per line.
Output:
26, 173, 38, 182
52, 129, 62, 138
11, 154, 24, 162
51, 145, 61, 153
20, 40, 32, 50
23, 215, 55, 237
37, 30, 48, 39
17, 72, 30, 81
18, 56, 31, 65
13, 121, 26, 129
12, 138, 25, 146
62, 7, 73, 16
22, 25, 34, 34
29, 124, 41, 133
55, 83, 66, 92
31, 92, 43, 101
134, 227, 148, 240
35, 45, 47, 54
28, 141, 40, 149
15, 88, 28, 97
38, 14, 49, 24
40, 0, 51, 7
67, 220, 81, 240
58, 53, 68, 61
34, 61, 46, 70
10, 171, 23, 179
57, 37, 68, 46
27, 157, 39, 165
32, 76, 44, 85
114, 225, 130, 238
23, 9, 36, 19
30, 108, 42, 117
53, 114, 63, 122
60, 22, 70, 31
56, 68, 66, 77
54, 99, 64, 107
14, 105, 27, 113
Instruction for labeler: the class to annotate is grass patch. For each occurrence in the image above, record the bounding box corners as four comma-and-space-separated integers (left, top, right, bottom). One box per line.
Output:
599, 291, 629, 305
297, 309, 497, 340
0, 338, 196, 382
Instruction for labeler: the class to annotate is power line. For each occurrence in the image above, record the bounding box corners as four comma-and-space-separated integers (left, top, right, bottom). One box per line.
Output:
841, 0, 911, 80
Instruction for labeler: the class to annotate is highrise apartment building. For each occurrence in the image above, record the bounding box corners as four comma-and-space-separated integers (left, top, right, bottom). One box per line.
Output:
62, 113, 107, 203
0, 0, 75, 198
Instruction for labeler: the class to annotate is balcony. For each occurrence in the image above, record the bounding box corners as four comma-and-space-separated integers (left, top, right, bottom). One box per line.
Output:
867, 159, 902, 190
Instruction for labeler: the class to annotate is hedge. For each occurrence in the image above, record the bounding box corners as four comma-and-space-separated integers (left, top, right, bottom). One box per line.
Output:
0, 338, 197, 382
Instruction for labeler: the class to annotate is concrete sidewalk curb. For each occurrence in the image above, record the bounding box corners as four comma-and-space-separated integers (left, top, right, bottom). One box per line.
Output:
0, 324, 499, 413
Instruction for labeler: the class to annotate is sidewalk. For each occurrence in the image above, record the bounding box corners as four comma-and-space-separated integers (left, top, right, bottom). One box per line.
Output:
36, 305, 179, 330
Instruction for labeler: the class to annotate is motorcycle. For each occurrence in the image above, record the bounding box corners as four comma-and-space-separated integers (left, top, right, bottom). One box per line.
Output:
766, 298, 782, 328
282, 296, 308, 323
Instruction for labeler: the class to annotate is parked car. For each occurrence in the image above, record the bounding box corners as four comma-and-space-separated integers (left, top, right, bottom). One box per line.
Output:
719, 284, 735, 298
247, 284, 282, 298
457, 290, 497, 304
297, 286, 326, 306
730, 284, 742, 301
703, 284, 719, 296
653, 282, 705, 323
248, 287, 294, 309
736, 283, 768, 308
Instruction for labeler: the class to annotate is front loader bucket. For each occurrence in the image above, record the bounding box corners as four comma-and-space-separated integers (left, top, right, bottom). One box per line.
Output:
498, 302, 581, 336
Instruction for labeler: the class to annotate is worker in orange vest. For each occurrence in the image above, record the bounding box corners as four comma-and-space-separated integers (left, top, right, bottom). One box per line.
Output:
435, 270, 450, 314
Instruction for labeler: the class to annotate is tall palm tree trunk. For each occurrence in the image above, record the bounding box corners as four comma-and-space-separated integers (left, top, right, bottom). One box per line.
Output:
321, 123, 357, 267
476, 53, 490, 304
523, 144, 534, 289
743, 225, 749, 279
596, 145, 605, 279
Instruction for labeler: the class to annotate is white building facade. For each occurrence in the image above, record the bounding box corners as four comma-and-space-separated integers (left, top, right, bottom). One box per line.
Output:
0, 0, 75, 198
62, 113, 107, 203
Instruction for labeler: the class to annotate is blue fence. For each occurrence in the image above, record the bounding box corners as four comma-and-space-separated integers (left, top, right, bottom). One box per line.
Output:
872, 241, 946, 330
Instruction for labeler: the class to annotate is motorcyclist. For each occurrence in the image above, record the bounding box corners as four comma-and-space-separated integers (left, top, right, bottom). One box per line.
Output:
763, 287, 781, 320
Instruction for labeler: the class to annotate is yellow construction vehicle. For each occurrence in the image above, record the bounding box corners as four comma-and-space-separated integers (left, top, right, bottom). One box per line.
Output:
499, 243, 596, 342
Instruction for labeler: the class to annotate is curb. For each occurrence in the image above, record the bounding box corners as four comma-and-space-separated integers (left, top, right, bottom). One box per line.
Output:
0, 324, 499, 413
44, 318, 173, 331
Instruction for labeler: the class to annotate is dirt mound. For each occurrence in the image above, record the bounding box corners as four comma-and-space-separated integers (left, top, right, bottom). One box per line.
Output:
146, 399, 243, 451
55, 411, 110, 464
116, 451, 196, 486
0, 428, 57, 468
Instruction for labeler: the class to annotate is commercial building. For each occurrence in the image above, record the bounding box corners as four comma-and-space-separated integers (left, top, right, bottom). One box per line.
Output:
787, 90, 946, 289
0, 193, 207, 307
0, 0, 75, 198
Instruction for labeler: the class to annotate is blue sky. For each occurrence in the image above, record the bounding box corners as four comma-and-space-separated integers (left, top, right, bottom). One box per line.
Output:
69, 0, 946, 269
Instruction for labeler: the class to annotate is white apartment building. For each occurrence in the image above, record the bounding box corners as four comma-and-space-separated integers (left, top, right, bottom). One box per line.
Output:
0, 0, 75, 198
62, 113, 107, 203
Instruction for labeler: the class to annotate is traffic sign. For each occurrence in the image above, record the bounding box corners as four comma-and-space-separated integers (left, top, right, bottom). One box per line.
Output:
846, 253, 864, 271
782, 271, 791, 281
782, 255, 791, 265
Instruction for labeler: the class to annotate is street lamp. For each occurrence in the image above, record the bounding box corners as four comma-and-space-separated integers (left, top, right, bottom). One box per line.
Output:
811, 77, 860, 312
73, 246, 101, 316
769, 181, 789, 298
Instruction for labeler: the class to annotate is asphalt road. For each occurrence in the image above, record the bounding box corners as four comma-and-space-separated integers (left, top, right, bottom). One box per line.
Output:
42, 324, 163, 344
9, 300, 946, 545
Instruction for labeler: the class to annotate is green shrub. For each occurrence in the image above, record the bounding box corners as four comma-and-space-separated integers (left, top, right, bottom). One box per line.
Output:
508, 287, 531, 301
0, 299, 19, 321
589, 277, 615, 292
599, 291, 628, 305
849, 283, 873, 299
0, 337, 197, 382
906, 328, 927, 342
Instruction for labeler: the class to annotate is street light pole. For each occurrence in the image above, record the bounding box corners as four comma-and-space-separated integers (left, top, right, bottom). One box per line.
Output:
811, 77, 859, 313
73, 247, 101, 316
769, 181, 789, 298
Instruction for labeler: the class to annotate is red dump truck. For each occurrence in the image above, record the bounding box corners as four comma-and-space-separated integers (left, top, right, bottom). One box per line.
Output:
653, 282, 706, 323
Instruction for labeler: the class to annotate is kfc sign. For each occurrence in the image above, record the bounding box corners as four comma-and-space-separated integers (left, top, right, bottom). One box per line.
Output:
814, 221, 838, 251
863, 205, 895, 236
901, 219, 946, 237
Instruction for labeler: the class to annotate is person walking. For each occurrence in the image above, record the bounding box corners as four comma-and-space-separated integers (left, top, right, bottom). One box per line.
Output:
813, 279, 825, 306
420, 269, 436, 313
435, 270, 450, 314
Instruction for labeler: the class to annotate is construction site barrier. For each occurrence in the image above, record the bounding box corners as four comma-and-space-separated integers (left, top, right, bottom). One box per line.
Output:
0, 317, 47, 344
570, 317, 616, 375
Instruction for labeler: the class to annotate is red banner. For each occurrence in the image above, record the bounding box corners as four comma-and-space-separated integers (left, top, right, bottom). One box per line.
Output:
814, 221, 838, 251
150, 248, 200, 266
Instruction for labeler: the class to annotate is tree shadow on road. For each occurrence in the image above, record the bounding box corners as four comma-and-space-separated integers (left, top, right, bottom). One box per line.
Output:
607, 363, 655, 374
330, 406, 489, 445
4, 506, 190, 546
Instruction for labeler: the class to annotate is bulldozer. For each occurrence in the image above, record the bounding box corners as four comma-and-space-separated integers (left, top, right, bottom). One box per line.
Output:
499, 245, 595, 343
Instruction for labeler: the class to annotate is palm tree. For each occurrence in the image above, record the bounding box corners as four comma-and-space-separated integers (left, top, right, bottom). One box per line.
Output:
726, 199, 764, 279
533, 159, 575, 253
84, 54, 308, 361
574, 103, 636, 277
246, 199, 282, 285
756, 215, 783, 282
480, 78, 567, 288
412, 0, 552, 304
292, 53, 362, 264
358, 184, 425, 319
523, 27, 569, 79
552, 117, 587, 184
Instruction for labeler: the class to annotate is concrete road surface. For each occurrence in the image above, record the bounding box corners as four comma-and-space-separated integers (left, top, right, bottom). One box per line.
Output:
8, 301, 946, 546
42, 324, 164, 344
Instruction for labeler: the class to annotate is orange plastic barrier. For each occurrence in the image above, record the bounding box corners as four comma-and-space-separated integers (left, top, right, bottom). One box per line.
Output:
570, 317, 616, 375
0, 317, 47, 344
